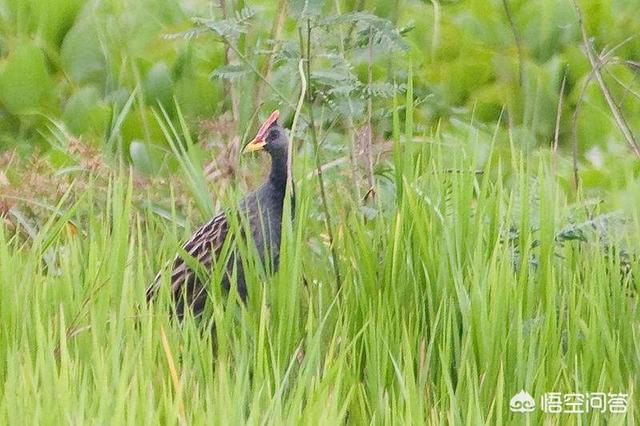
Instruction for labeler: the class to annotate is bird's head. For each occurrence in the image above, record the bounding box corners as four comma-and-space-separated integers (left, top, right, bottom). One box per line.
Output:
242, 110, 288, 156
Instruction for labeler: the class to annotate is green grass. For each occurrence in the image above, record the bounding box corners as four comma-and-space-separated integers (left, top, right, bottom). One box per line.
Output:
1, 0, 640, 424
1, 125, 638, 423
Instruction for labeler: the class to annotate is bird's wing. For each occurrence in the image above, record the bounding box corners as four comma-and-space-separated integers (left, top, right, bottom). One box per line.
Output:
146, 211, 230, 313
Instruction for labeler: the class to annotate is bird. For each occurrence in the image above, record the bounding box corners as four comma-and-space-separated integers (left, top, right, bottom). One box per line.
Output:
146, 110, 292, 318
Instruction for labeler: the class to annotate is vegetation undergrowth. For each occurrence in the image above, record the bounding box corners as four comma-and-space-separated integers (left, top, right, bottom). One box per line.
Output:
1, 0, 639, 424
1, 115, 638, 422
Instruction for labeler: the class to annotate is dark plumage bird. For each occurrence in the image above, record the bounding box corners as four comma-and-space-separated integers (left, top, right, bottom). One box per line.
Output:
146, 110, 292, 318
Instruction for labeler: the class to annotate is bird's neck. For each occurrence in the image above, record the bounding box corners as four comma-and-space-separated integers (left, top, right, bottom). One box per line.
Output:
268, 149, 288, 191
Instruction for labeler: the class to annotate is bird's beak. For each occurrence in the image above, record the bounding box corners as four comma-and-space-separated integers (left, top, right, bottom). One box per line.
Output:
242, 138, 267, 154
242, 109, 280, 155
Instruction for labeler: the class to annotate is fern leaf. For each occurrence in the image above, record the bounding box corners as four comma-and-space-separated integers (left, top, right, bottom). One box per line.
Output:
209, 64, 250, 80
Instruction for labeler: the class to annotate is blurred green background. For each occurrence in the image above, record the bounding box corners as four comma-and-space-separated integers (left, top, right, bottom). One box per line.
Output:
1, 2, 639, 422
0, 0, 639, 194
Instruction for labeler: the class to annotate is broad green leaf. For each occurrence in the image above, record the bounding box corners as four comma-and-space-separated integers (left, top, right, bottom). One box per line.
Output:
143, 62, 174, 108
0, 43, 53, 114
63, 86, 111, 136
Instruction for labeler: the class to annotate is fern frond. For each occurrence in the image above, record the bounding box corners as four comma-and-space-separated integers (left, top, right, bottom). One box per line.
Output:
209, 64, 250, 80
322, 12, 408, 52
163, 27, 209, 41
192, 6, 257, 39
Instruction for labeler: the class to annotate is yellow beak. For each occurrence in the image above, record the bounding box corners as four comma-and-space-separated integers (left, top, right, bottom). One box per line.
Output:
242, 138, 266, 154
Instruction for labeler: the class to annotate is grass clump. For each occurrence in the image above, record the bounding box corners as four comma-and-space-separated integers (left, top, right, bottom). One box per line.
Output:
1, 127, 638, 423
1, 0, 639, 424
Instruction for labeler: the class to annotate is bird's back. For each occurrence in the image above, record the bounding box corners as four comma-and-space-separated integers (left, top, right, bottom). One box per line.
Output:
146, 181, 289, 318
